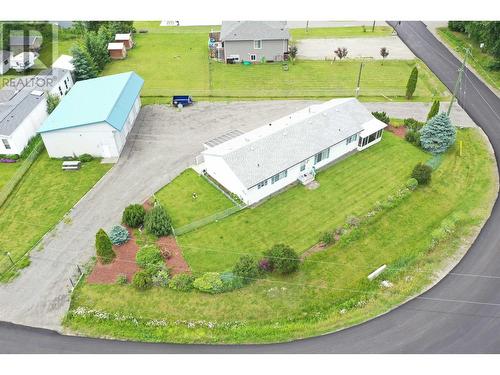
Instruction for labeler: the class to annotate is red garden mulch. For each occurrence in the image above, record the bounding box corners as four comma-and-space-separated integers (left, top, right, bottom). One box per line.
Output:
157, 236, 191, 275
387, 125, 407, 139
87, 228, 139, 284
87, 199, 191, 284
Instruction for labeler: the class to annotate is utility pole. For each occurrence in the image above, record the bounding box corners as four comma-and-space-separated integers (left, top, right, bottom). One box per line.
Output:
372, 21, 376, 32
306, 21, 309, 33
448, 47, 470, 116
355, 62, 364, 97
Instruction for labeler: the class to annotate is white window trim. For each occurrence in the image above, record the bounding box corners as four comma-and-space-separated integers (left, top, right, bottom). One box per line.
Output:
2, 138, 11, 150
254, 40, 262, 49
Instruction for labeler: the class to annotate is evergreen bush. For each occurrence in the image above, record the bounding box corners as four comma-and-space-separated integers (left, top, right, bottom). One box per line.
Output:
144, 204, 172, 236
132, 270, 153, 290
136, 245, 163, 269
420, 112, 456, 154
264, 244, 300, 275
405, 66, 418, 99
108, 225, 129, 245
169, 273, 195, 291
122, 204, 146, 228
233, 255, 259, 283
95, 228, 115, 264
411, 163, 433, 185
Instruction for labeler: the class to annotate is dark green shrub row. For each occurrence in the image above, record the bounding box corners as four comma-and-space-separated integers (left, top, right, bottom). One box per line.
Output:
371, 111, 390, 124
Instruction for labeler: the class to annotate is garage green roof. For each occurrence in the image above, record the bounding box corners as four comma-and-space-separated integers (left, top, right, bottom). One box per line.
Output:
38, 71, 144, 133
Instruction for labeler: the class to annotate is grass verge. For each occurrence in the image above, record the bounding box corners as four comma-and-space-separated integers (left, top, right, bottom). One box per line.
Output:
64, 128, 497, 343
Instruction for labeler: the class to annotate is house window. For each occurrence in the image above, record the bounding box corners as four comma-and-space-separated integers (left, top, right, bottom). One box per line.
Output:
58, 86, 63, 96
314, 147, 330, 164
257, 180, 268, 189
346, 134, 358, 145
271, 170, 288, 184
250, 54, 256, 61
300, 162, 306, 171
3, 59, 8, 66
64, 79, 68, 90
2, 139, 11, 150
254, 40, 262, 49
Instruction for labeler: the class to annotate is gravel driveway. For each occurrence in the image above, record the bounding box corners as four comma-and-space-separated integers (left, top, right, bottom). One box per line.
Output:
296, 36, 415, 60
0, 99, 472, 330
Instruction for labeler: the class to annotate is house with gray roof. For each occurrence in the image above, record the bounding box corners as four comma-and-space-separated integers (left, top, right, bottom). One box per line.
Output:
0, 68, 73, 155
200, 98, 386, 205
217, 21, 290, 63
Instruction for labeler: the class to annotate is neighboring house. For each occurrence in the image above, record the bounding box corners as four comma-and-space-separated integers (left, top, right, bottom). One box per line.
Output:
108, 42, 127, 60
9, 35, 43, 56
115, 33, 134, 49
39, 71, 144, 159
10, 52, 38, 72
0, 68, 74, 155
52, 54, 74, 72
0, 50, 12, 75
217, 21, 290, 63
200, 98, 386, 205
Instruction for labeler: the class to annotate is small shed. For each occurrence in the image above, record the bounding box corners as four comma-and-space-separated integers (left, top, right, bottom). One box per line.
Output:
108, 42, 127, 60
115, 33, 134, 49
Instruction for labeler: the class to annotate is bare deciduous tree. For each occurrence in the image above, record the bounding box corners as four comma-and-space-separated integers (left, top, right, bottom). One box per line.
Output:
334, 47, 348, 61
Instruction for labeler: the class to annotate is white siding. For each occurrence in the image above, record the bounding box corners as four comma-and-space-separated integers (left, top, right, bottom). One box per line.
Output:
41, 96, 141, 159
204, 132, 361, 205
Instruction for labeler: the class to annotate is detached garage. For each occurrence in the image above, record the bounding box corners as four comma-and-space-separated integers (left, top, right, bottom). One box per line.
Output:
38, 71, 144, 159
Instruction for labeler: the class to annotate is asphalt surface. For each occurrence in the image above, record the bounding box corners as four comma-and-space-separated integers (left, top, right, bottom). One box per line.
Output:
1, 21, 500, 353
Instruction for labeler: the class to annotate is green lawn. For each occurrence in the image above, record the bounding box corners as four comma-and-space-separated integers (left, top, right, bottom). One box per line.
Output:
290, 26, 392, 40
0, 162, 22, 190
95, 23, 449, 101
101, 25, 211, 97
155, 168, 235, 228
66, 129, 496, 343
178, 133, 428, 272
437, 27, 499, 90
210, 59, 447, 100
0, 152, 111, 279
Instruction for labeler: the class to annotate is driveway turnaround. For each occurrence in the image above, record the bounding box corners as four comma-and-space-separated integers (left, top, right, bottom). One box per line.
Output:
1, 20, 500, 351
0, 101, 318, 331
296, 36, 414, 60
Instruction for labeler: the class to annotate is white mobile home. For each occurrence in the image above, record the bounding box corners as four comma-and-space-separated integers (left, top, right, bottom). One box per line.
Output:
201, 98, 386, 205
0, 68, 73, 155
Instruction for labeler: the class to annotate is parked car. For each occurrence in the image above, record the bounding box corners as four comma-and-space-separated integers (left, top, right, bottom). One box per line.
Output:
172, 95, 193, 108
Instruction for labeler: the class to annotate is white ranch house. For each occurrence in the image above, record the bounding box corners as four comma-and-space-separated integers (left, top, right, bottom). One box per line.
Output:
200, 98, 386, 205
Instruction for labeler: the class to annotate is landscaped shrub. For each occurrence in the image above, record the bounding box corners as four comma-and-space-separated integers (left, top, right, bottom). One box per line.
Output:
144, 204, 172, 237
405, 66, 418, 99
264, 244, 300, 275
405, 129, 421, 147
136, 245, 163, 269
403, 118, 424, 131
220, 271, 245, 292
371, 111, 390, 124
319, 231, 334, 245
420, 112, 456, 154
116, 274, 128, 285
108, 225, 129, 245
169, 273, 195, 291
411, 163, 433, 185
122, 204, 146, 228
258, 258, 271, 272
132, 270, 153, 290
151, 267, 170, 287
233, 255, 259, 283
78, 153, 94, 163
95, 228, 115, 264
427, 100, 440, 120
405, 178, 419, 191
193, 272, 224, 294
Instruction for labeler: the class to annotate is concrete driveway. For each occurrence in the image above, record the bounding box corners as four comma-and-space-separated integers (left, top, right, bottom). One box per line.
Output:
0, 99, 474, 331
0, 101, 317, 330
296, 36, 415, 60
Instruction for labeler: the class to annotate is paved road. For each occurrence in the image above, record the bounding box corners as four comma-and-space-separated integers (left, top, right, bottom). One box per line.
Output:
1, 21, 500, 352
